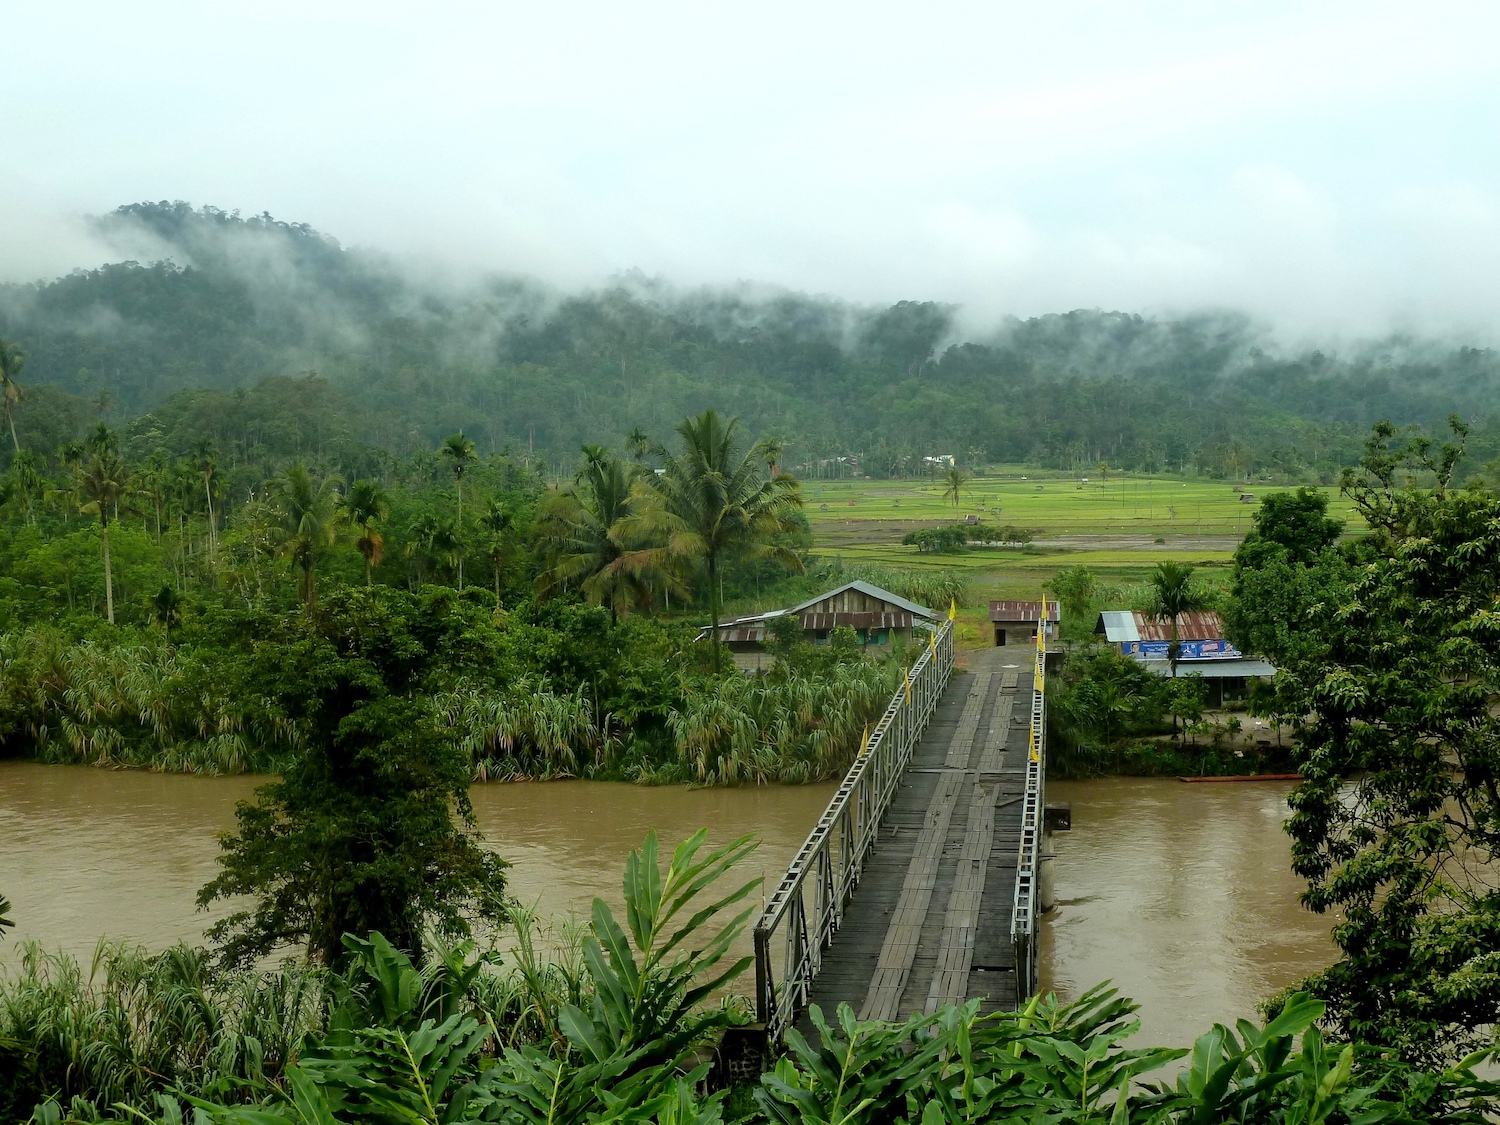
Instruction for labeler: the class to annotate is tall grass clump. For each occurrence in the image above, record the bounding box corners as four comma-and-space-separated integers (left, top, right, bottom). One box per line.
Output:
0, 941, 326, 1121
671, 653, 897, 785
0, 628, 297, 774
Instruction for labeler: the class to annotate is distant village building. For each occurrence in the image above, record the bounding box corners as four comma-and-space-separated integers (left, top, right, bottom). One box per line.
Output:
988, 600, 1059, 647
1094, 610, 1275, 707
699, 581, 938, 671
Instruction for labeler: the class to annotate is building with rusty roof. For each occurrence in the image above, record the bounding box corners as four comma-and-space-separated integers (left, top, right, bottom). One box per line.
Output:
697, 580, 937, 669
1095, 609, 1275, 706
988, 599, 1059, 647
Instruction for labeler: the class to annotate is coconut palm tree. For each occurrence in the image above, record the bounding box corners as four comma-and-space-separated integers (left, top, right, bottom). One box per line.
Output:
440, 432, 477, 587
942, 466, 970, 511
340, 479, 388, 585
271, 464, 343, 609
78, 450, 131, 624
632, 410, 804, 670
535, 446, 678, 621
1146, 559, 1209, 701
0, 337, 25, 454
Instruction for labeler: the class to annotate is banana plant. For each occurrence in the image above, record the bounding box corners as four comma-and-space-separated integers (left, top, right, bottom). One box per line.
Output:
561, 828, 760, 1068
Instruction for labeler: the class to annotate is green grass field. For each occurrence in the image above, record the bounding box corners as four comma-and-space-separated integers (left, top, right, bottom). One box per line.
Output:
800, 469, 1358, 640
803, 468, 1356, 538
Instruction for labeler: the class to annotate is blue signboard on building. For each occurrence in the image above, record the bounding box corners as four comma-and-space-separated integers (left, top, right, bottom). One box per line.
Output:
1122, 638, 1241, 659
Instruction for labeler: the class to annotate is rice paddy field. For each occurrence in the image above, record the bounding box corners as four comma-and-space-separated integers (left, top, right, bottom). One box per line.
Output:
799, 468, 1361, 647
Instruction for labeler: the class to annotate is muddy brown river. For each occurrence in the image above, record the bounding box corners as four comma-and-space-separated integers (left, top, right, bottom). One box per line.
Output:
0, 762, 1330, 1047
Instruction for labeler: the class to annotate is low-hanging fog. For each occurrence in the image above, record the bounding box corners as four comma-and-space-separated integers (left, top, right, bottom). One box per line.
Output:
5, 1, 1500, 340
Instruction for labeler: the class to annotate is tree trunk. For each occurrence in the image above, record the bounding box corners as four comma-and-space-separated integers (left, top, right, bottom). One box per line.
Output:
204, 474, 217, 557
6, 407, 18, 454
304, 561, 316, 610
101, 514, 115, 625
708, 555, 723, 673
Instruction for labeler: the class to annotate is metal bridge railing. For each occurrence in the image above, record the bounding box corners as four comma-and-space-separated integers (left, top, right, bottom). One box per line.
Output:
752, 619, 955, 1044
1009, 622, 1048, 998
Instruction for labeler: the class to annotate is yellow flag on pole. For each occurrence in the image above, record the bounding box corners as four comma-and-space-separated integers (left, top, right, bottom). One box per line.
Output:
904, 669, 912, 703
948, 599, 957, 622
859, 724, 871, 757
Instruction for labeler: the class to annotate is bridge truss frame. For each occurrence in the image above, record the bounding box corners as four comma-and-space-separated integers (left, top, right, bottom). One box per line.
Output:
1009, 623, 1047, 998
752, 619, 955, 1044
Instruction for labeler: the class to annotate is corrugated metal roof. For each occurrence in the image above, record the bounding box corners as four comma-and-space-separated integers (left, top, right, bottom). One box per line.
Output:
989, 599, 1060, 624
1096, 610, 1140, 643
791, 580, 936, 620
1096, 610, 1226, 642
1133, 657, 1277, 678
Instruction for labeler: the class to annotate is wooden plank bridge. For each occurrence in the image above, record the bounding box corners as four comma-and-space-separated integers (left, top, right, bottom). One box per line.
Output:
753, 623, 1049, 1043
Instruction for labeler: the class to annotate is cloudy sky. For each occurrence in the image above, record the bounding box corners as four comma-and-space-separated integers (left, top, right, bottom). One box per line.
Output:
5, 0, 1499, 335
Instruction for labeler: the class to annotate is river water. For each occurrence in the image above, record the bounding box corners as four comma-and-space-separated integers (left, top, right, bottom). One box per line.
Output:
0, 762, 1330, 1047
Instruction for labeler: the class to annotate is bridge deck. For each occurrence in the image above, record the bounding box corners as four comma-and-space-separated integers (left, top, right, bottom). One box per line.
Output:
803, 645, 1034, 1025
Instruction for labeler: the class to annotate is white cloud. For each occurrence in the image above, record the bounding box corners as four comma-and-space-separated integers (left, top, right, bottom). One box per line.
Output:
2, 0, 1500, 337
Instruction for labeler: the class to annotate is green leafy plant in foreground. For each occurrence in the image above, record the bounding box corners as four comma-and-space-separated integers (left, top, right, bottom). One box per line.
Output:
756, 987, 1499, 1125
101, 829, 761, 1125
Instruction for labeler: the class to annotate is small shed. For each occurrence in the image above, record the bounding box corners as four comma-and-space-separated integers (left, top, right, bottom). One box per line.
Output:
988, 600, 1060, 647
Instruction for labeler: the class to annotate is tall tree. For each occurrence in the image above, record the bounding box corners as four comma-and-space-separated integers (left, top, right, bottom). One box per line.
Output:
626, 426, 651, 463
199, 589, 508, 968
78, 449, 131, 624
0, 337, 25, 454
8, 451, 42, 526
480, 499, 514, 605
634, 410, 804, 670
190, 436, 219, 557
340, 479, 389, 585
272, 463, 342, 609
440, 432, 476, 588
1145, 560, 1207, 689
1282, 419, 1500, 1062
942, 466, 969, 510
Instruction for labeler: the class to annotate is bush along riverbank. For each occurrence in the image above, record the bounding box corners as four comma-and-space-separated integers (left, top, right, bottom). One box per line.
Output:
0, 585, 905, 785
2, 831, 1495, 1124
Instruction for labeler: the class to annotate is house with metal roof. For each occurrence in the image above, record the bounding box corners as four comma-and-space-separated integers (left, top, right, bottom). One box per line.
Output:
1095, 610, 1275, 707
698, 580, 937, 669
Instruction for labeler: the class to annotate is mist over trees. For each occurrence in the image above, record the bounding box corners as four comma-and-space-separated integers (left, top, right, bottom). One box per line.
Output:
6, 200, 1500, 479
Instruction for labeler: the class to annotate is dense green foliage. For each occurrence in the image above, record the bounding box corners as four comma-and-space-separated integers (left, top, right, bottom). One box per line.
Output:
195, 590, 511, 968
4, 833, 1495, 1124
0, 381, 924, 787
9, 202, 1500, 479
1243, 421, 1500, 1064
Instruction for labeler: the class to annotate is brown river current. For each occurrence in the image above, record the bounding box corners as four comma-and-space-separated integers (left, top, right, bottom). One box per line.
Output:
0, 762, 1330, 1047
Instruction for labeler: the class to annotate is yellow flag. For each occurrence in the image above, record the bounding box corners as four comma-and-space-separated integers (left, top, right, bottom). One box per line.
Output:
859, 724, 871, 756
905, 670, 912, 703
948, 599, 957, 622
928, 629, 936, 653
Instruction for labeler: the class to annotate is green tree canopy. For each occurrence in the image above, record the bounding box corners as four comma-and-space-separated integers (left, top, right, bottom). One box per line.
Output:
198, 587, 510, 968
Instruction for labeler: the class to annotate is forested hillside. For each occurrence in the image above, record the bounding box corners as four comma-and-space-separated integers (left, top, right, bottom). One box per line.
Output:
5, 201, 1500, 480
